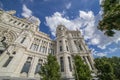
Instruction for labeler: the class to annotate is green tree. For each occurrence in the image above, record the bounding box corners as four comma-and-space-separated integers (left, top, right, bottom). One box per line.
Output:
73, 55, 91, 80
109, 57, 120, 80
98, 0, 120, 36
94, 57, 115, 80
40, 54, 61, 80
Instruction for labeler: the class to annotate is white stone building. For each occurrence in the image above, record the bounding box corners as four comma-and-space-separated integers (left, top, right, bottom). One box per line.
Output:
0, 10, 95, 80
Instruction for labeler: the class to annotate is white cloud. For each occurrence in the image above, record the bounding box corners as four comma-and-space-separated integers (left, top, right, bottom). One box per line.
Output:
66, 2, 71, 9
45, 11, 94, 36
22, 4, 32, 18
91, 48, 107, 57
95, 52, 107, 57
99, 0, 104, 5
45, 10, 96, 41
21, 4, 41, 25
45, 10, 120, 51
108, 47, 118, 53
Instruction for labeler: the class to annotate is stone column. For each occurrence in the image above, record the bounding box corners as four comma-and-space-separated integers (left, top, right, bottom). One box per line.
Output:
85, 56, 92, 70
46, 42, 49, 55
87, 55, 95, 70
62, 39, 66, 52
37, 39, 42, 52
0, 45, 14, 63
56, 40, 59, 54
28, 56, 39, 78
64, 54, 73, 79
11, 53, 28, 77
27, 37, 34, 50
0, 51, 9, 67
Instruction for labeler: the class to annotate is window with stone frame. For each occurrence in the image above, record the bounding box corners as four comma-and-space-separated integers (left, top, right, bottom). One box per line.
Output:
60, 46, 62, 52
79, 44, 83, 51
68, 56, 72, 71
65, 41, 69, 51
60, 57, 64, 72
3, 56, 13, 67
35, 59, 43, 74
21, 57, 32, 73
35, 63, 41, 74
20, 37, 26, 44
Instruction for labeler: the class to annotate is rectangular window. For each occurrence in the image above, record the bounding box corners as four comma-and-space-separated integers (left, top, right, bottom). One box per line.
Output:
22, 24, 25, 27
3, 56, 13, 67
18, 22, 21, 25
21, 37, 26, 43
35, 44, 39, 51
44, 47, 47, 53
33, 44, 38, 51
43, 47, 45, 53
21, 57, 32, 73
51, 49, 54, 55
35, 63, 41, 74
39, 46, 42, 52
13, 21, 17, 24
79, 45, 83, 50
60, 46, 62, 51
30, 43, 33, 50
66, 46, 69, 51
21, 61, 31, 73
9, 19, 13, 22
60, 57, 64, 72
68, 57, 72, 71
0, 50, 4, 55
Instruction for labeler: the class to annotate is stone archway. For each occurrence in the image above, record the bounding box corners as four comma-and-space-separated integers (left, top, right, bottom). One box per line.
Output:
0, 30, 17, 55
0, 30, 17, 45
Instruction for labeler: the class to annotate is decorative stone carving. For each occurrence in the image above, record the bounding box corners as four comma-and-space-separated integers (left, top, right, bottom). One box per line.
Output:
6, 10, 16, 15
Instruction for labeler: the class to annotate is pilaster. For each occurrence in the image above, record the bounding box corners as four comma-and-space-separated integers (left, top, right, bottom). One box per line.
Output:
28, 56, 39, 78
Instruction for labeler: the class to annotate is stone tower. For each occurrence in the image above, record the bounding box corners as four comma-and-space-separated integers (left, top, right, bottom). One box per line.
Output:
56, 24, 95, 79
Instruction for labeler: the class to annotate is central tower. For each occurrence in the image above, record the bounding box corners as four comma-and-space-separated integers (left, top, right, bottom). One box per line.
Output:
56, 25, 73, 79
56, 24, 95, 80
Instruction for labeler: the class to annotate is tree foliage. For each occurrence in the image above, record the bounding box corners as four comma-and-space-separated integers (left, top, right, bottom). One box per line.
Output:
95, 57, 120, 80
73, 55, 91, 80
98, 0, 120, 36
39, 54, 61, 80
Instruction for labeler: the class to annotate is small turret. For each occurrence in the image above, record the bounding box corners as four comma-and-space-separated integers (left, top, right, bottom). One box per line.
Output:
56, 24, 67, 38
6, 10, 16, 15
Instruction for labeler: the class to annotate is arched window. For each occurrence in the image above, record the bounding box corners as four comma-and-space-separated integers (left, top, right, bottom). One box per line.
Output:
60, 46, 62, 52
35, 59, 43, 74
35, 63, 41, 74
60, 57, 64, 72
68, 56, 72, 71
21, 57, 32, 73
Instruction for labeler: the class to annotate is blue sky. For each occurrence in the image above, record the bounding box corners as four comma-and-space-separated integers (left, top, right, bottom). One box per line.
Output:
0, 0, 120, 58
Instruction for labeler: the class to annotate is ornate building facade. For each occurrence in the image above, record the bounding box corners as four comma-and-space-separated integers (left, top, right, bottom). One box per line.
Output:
0, 10, 95, 80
